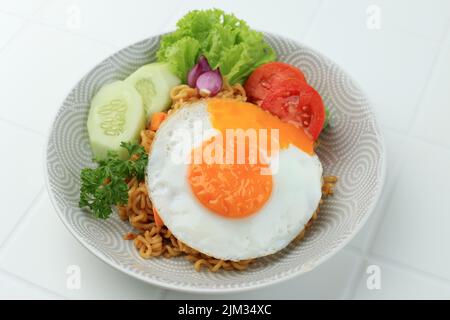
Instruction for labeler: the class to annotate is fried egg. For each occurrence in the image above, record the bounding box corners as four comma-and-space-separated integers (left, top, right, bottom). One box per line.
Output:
146, 98, 323, 261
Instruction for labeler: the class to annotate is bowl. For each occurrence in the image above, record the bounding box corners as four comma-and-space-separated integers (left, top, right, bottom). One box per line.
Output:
45, 32, 385, 293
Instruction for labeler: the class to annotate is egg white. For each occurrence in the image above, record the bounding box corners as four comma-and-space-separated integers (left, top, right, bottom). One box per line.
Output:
146, 101, 323, 261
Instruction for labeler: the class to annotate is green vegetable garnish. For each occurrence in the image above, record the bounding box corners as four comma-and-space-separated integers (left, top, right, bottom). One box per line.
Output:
79, 142, 148, 219
157, 9, 276, 84
323, 106, 331, 130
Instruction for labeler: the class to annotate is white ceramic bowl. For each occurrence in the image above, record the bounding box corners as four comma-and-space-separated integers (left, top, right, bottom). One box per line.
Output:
45, 32, 385, 293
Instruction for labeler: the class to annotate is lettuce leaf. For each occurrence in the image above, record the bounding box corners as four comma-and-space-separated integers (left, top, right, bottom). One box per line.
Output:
158, 37, 200, 82
218, 44, 251, 84
202, 24, 239, 68
156, 9, 276, 84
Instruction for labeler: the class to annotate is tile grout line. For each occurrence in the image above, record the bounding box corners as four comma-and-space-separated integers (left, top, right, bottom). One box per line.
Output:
0, 0, 54, 18
0, 17, 30, 56
395, 24, 447, 45
409, 134, 450, 154
0, 185, 69, 299
155, 3, 187, 34
35, 0, 57, 15
0, 267, 65, 299
0, 188, 45, 254
0, 117, 45, 137
383, 124, 450, 155
341, 253, 366, 299
342, 231, 450, 298
300, 0, 326, 42
0, 0, 54, 37
407, 19, 450, 136
353, 174, 450, 295
0, 0, 57, 56
342, 224, 450, 281
159, 288, 170, 300
24, 18, 120, 50
368, 252, 450, 288
359, 170, 406, 254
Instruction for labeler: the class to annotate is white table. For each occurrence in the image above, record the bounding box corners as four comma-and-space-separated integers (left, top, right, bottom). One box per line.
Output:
0, 0, 449, 299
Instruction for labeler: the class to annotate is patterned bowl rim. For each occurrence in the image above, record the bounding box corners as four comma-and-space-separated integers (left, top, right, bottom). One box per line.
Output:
43, 32, 386, 294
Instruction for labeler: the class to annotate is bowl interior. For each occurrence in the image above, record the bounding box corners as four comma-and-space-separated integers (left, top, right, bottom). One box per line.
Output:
45, 33, 384, 292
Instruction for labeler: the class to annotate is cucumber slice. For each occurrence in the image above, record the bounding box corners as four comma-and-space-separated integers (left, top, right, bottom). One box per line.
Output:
87, 80, 146, 160
125, 63, 180, 118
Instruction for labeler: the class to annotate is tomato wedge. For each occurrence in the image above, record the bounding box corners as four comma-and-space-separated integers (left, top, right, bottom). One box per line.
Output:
261, 83, 326, 140
244, 62, 306, 104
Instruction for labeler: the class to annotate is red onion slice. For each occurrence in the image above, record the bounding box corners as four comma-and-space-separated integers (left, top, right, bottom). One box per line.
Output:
196, 69, 223, 97
187, 55, 211, 87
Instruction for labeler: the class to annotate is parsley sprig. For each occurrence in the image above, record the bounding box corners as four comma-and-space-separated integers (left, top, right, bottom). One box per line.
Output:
79, 142, 148, 219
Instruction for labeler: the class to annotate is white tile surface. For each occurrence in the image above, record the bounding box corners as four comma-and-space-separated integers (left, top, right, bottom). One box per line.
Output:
164, 249, 361, 300
412, 40, 450, 148
0, 193, 164, 299
0, 120, 44, 246
304, 0, 441, 132
353, 259, 450, 299
371, 139, 450, 281
0, 23, 115, 134
33, 0, 180, 47
0, 12, 26, 50
0, 271, 61, 299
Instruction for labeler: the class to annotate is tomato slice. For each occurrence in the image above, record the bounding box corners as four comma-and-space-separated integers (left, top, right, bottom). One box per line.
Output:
244, 62, 306, 104
261, 83, 326, 140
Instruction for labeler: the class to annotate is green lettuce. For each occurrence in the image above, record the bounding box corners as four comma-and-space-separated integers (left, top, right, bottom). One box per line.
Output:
156, 9, 276, 84
159, 37, 200, 84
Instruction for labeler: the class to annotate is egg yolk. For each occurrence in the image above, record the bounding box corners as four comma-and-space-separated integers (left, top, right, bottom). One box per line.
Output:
207, 98, 314, 154
187, 98, 314, 219
188, 135, 273, 218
